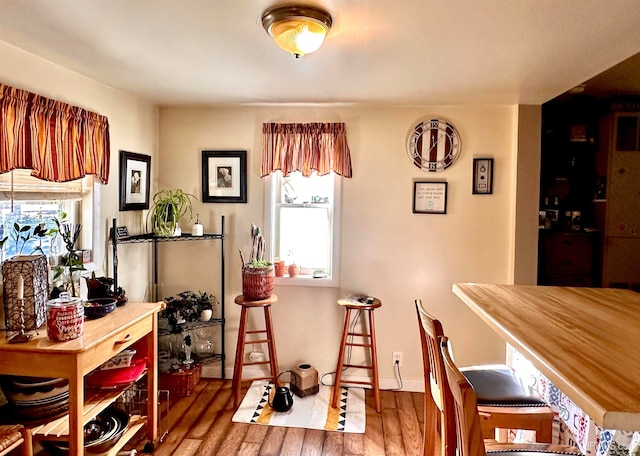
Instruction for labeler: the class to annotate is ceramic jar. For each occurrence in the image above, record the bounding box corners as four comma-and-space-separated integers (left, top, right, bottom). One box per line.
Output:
288, 263, 300, 278
46, 295, 84, 341
200, 308, 212, 321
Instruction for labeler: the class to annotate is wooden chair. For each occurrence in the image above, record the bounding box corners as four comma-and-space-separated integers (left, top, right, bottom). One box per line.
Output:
415, 299, 453, 456
415, 299, 554, 456
439, 336, 581, 456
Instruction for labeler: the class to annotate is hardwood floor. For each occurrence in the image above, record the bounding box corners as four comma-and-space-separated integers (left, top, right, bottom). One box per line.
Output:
129, 379, 425, 456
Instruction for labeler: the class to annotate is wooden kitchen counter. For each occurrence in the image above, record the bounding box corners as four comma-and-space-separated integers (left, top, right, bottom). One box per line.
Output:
0, 301, 162, 455
452, 283, 640, 431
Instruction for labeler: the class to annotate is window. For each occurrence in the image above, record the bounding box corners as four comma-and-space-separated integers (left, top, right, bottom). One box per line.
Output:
265, 170, 340, 287
0, 170, 95, 264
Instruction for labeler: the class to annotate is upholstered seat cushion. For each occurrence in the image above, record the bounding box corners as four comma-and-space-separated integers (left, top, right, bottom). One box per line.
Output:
0, 424, 23, 452
461, 364, 546, 406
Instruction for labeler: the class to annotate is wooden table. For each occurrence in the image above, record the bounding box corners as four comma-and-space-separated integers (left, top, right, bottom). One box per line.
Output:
0, 302, 162, 455
452, 283, 640, 431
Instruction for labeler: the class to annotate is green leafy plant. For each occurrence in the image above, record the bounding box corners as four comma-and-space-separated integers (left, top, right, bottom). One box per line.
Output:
51, 213, 85, 296
9, 222, 52, 255
160, 290, 219, 333
147, 189, 197, 237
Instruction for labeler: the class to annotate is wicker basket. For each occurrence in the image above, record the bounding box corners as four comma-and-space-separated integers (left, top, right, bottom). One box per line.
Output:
242, 266, 274, 300
159, 363, 201, 397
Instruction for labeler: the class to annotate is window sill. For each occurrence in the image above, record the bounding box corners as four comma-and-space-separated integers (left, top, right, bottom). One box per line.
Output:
273, 275, 338, 288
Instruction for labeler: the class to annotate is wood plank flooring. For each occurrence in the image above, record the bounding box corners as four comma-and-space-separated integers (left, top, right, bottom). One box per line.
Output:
128, 379, 425, 456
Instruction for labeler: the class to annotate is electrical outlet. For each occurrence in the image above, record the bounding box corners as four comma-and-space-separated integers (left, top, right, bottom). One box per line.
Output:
249, 351, 265, 362
392, 351, 402, 367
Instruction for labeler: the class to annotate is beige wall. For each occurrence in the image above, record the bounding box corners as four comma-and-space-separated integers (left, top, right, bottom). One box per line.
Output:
513, 105, 542, 284
0, 40, 159, 301
1, 39, 541, 391
158, 105, 532, 389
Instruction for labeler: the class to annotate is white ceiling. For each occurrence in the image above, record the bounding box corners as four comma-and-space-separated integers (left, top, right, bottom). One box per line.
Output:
1, 0, 639, 106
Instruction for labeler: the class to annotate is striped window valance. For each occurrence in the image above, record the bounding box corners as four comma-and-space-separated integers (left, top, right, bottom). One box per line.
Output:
0, 83, 110, 184
261, 122, 352, 178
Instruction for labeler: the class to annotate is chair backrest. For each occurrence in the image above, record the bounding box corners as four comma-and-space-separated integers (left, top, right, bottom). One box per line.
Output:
440, 336, 488, 456
415, 299, 456, 456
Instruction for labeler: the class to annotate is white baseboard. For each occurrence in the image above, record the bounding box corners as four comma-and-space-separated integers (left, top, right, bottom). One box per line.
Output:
201, 365, 425, 393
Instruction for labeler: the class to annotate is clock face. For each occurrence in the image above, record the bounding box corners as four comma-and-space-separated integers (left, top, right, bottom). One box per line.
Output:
407, 118, 461, 172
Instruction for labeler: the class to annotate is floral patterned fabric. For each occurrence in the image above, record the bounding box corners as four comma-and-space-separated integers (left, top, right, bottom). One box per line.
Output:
511, 349, 638, 456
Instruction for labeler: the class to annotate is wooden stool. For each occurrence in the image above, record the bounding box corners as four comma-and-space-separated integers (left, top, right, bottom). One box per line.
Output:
232, 294, 279, 408
332, 297, 382, 413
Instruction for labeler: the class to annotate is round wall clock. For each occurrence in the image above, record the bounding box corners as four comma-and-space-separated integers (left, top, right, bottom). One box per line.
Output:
407, 118, 461, 172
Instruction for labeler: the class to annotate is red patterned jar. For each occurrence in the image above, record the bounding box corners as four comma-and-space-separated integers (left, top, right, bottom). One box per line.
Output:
46, 296, 84, 341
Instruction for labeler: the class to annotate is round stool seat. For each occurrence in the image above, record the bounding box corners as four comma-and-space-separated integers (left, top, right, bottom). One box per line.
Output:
332, 296, 382, 413
232, 293, 280, 409
337, 296, 382, 310
235, 294, 278, 307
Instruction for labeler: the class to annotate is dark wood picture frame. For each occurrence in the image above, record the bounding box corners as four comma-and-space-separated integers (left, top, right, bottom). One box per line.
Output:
119, 150, 151, 211
472, 158, 494, 195
201, 150, 247, 203
413, 181, 448, 214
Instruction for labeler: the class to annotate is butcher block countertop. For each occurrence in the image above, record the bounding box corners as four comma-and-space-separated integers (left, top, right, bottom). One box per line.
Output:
452, 283, 640, 431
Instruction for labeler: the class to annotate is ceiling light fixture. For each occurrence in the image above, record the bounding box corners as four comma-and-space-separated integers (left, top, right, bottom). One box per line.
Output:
261, 4, 332, 58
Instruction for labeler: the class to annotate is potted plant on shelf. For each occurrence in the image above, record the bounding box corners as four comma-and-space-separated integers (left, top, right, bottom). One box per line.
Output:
240, 224, 273, 300
159, 290, 219, 333
147, 189, 196, 237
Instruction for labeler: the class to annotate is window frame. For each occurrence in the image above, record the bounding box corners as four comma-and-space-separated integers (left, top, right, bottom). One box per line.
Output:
0, 172, 101, 277
263, 171, 341, 288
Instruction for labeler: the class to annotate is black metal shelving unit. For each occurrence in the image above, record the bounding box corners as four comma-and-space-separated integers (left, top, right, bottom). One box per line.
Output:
110, 215, 226, 378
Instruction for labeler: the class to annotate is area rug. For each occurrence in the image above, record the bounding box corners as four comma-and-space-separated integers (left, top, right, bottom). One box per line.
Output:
232, 380, 365, 433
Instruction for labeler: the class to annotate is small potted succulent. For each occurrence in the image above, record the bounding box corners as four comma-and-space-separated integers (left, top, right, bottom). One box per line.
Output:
240, 224, 273, 300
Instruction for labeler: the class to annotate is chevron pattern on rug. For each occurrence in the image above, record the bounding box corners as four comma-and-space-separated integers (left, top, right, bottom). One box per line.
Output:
232, 380, 365, 433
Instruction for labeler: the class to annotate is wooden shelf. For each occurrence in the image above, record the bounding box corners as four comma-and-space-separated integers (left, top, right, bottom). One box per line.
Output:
104, 415, 145, 456
34, 415, 144, 455
31, 380, 144, 438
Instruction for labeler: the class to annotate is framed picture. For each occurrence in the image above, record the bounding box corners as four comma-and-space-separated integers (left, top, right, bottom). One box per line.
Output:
413, 181, 447, 214
472, 158, 494, 195
119, 151, 151, 211
202, 150, 247, 203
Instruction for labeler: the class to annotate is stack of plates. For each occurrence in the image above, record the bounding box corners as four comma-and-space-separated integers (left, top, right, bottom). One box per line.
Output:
0, 376, 69, 421
42, 406, 130, 454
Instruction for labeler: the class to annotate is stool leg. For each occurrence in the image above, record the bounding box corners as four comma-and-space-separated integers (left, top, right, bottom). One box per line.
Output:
264, 305, 279, 383
233, 306, 249, 408
332, 308, 352, 408
368, 309, 381, 413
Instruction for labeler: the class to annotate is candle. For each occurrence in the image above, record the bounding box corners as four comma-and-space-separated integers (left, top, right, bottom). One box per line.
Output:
17, 275, 24, 300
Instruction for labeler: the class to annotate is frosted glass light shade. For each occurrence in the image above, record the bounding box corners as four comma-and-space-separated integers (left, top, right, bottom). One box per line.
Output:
262, 5, 332, 58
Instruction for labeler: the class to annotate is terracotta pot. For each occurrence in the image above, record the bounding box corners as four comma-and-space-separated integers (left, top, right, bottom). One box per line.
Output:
242, 266, 274, 300
274, 261, 285, 277
288, 263, 300, 278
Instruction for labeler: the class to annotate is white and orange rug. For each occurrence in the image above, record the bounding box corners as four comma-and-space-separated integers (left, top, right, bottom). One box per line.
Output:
231, 380, 365, 433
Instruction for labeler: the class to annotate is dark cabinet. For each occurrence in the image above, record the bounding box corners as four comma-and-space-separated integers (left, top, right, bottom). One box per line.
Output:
537, 230, 601, 287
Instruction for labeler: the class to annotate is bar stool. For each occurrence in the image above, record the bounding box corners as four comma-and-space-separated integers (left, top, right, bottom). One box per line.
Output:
232, 294, 279, 408
332, 296, 381, 413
